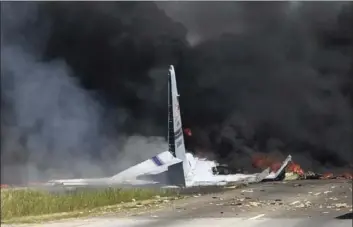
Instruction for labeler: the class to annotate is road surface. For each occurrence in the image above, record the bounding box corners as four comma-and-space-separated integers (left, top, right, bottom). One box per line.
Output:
4, 179, 352, 227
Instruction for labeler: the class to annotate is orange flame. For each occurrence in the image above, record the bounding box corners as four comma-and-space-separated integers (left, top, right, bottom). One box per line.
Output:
286, 162, 304, 176
251, 153, 282, 172
252, 154, 353, 179
252, 153, 305, 175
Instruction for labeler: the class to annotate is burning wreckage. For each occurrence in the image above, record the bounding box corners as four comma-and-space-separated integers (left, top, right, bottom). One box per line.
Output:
251, 153, 352, 181
29, 65, 350, 189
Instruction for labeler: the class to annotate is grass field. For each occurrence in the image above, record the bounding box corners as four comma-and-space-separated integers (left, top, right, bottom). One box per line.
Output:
1, 187, 178, 222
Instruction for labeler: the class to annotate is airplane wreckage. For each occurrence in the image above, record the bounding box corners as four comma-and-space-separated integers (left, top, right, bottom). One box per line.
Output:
45, 65, 296, 189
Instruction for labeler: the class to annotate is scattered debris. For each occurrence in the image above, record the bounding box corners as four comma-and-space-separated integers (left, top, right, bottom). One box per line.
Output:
290, 201, 301, 205
304, 171, 320, 179
241, 189, 254, 193
284, 162, 353, 181
224, 185, 238, 189
321, 173, 334, 179
340, 172, 353, 179
249, 202, 261, 207
285, 172, 300, 181
334, 203, 350, 208
295, 203, 305, 208
304, 201, 312, 207
248, 214, 266, 220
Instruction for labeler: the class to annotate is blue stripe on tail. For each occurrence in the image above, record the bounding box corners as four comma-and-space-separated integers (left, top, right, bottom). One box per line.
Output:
151, 156, 164, 166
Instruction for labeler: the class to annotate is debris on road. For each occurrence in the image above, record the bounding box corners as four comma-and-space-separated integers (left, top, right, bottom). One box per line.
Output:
249, 202, 261, 207
290, 201, 301, 205
241, 189, 254, 193
333, 203, 350, 208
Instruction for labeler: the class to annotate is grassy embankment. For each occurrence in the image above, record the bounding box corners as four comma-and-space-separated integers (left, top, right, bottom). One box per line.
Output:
1, 187, 179, 223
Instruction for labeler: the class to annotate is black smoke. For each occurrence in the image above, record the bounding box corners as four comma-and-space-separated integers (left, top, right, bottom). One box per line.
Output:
163, 2, 353, 171
1, 2, 352, 183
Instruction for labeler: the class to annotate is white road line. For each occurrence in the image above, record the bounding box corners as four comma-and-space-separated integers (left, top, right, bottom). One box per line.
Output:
248, 214, 266, 220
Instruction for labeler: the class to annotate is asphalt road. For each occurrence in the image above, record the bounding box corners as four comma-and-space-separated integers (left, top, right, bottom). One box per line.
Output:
4, 179, 352, 227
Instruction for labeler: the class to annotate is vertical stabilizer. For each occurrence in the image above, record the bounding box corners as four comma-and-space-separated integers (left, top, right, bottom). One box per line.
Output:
168, 65, 190, 178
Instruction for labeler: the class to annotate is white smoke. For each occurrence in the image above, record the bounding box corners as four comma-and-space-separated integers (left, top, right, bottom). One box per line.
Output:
1, 2, 167, 183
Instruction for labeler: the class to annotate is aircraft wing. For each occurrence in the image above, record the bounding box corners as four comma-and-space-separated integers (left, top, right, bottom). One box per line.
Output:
111, 151, 182, 180
46, 151, 183, 187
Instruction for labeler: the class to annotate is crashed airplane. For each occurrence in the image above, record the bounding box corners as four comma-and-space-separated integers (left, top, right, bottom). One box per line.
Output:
47, 65, 292, 188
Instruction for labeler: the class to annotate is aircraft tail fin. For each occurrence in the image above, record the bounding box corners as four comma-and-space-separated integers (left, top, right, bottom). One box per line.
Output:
168, 65, 190, 179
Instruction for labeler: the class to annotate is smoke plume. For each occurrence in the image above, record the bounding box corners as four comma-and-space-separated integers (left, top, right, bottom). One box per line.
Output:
1, 2, 352, 183
160, 2, 353, 172
1, 2, 170, 184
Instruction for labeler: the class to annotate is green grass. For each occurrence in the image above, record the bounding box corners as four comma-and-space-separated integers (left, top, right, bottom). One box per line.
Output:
1, 187, 178, 222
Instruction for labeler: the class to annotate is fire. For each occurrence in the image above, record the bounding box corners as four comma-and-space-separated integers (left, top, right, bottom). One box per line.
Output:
251, 153, 282, 172
252, 153, 305, 175
249, 153, 352, 180
341, 172, 353, 179
320, 172, 353, 180
251, 153, 269, 169
320, 172, 334, 179
286, 162, 304, 176
270, 162, 282, 173
184, 128, 192, 136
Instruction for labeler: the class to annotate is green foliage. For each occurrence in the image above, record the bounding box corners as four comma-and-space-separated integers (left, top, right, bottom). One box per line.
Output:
1, 187, 175, 220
